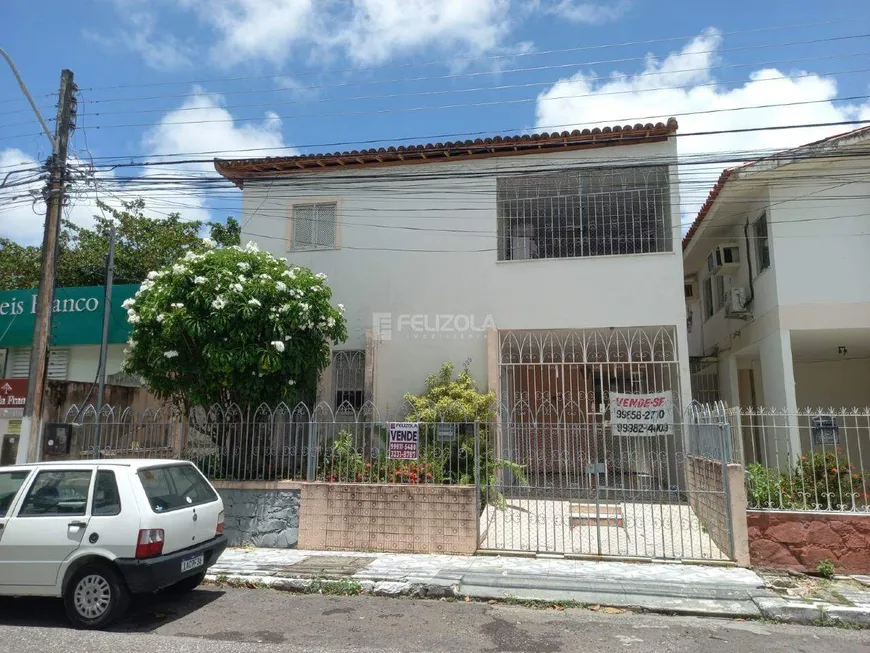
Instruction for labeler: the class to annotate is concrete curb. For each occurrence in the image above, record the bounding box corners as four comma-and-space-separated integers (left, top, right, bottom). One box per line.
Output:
204, 571, 870, 627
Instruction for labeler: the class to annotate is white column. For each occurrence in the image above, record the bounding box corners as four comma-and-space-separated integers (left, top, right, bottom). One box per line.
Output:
758, 330, 800, 465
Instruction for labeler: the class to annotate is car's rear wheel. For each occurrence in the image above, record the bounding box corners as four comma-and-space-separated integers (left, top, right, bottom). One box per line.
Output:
63, 563, 129, 629
166, 571, 207, 595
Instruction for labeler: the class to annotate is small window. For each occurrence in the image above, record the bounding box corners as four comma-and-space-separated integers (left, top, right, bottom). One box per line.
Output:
92, 470, 121, 517
754, 213, 770, 272
333, 350, 365, 410
18, 470, 93, 517
703, 277, 714, 319
137, 464, 217, 513
0, 470, 30, 517
714, 275, 726, 312
291, 202, 337, 250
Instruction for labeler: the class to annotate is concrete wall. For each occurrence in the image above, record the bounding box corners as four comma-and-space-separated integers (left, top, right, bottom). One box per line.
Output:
747, 510, 870, 573
215, 482, 301, 548
794, 359, 870, 409
241, 140, 690, 414
66, 344, 126, 382
298, 482, 477, 554
684, 456, 749, 566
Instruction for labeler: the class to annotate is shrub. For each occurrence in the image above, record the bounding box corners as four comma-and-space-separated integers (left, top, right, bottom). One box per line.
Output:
817, 558, 836, 580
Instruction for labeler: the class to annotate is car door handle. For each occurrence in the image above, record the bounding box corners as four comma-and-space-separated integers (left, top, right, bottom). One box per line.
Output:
68, 521, 87, 529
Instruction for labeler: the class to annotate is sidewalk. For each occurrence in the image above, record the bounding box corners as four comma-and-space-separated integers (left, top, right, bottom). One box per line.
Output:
206, 548, 870, 626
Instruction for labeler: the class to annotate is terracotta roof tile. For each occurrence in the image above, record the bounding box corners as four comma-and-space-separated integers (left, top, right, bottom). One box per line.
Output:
215, 119, 679, 186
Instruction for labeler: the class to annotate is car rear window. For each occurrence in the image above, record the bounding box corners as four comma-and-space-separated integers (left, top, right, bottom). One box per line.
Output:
0, 470, 30, 517
137, 464, 218, 513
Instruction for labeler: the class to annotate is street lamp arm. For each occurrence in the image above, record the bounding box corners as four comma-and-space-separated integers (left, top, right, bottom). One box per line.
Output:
0, 45, 56, 150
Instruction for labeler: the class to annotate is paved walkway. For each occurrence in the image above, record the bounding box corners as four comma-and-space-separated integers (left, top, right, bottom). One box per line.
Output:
208, 548, 870, 626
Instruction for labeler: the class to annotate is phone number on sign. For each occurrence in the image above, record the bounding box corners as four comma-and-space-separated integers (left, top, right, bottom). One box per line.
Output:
614, 408, 667, 421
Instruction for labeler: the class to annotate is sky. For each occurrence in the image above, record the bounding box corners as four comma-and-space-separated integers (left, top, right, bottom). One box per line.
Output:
1, 0, 869, 244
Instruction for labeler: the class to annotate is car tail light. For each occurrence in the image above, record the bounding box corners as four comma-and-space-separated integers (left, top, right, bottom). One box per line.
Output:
216, 511, 225, 535
136, 529, 165, 559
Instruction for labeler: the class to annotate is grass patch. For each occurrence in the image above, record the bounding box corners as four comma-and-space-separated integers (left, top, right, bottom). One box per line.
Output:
305, 577, 364, 596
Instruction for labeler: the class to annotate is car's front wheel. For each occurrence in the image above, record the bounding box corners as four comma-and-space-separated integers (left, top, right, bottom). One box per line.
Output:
63, 563, 129, 629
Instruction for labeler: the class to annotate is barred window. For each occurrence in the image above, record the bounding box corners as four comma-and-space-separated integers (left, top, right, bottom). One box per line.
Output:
332, 350, 365, 410
497, 166, 671, 261
290, 202, 337, 250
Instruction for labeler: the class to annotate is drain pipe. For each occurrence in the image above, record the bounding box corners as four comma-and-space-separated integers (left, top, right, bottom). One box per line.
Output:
743, 220, 755, 308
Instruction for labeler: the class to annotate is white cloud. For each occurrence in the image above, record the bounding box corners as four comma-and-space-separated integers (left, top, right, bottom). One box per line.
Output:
84, 7, 194, 71
177, 0, 515, 67
534, 28, 870, 227
535, 0, 632, 24
0, 89, 295, 245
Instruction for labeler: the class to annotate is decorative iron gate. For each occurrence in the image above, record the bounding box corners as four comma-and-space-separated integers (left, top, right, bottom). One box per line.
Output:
478, 328, 735, 561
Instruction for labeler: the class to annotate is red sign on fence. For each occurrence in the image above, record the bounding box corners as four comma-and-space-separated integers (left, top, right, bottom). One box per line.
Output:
0, 379, 27, 408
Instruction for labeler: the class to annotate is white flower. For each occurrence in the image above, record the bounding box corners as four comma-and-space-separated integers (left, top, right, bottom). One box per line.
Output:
237, 262, 250, 271
140, 280, 154, 291
128, 314, 140, 324
271, 340, 285, 353
238, 275, 247, 283
278, 304, 290, 314
244, 241, 260, 252
275, 281, 287, 292
315, 273, 327, 280
232, 283, 244, 292
156, 313, 167, 323
284, 335, 292, 341
282, 269, 296, 278
147, 271, 159, 280
183, 251, 197, 262
172, 264, 187, 274
121, 298, 136, 309
287, 379, 295, 386
326, 317, 335, 328
248, 298, 262, 307
337, 303, 345, 312
311, 285, 321, 292
299, 302, 309, 311
194, 276, 207, 285
201, 237, 216, 249
163, 350, 179, 359
170, 302, 184, 309
259, 273, 270, 280
212, 297, 226, 310
126, 308, 137, 318
127, 338, 136, 347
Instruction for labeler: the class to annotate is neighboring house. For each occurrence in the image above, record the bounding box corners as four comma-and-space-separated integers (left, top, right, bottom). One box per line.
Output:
215, 120, 691, 437
683, 125, 870, 414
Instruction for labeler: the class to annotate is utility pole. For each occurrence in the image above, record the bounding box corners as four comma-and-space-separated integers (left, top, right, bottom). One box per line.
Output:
93, 224, 117, 457
19, 69, 76, 464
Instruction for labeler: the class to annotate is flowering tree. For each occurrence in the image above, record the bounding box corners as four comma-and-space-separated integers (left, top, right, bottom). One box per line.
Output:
121, 240, 347, 410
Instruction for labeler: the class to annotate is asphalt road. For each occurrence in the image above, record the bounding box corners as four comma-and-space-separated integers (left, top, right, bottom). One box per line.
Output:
0, 587, 869, 653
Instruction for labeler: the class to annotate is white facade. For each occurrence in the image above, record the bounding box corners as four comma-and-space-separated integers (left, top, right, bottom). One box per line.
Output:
234, 131, 691, 417
684, 128, 870, 416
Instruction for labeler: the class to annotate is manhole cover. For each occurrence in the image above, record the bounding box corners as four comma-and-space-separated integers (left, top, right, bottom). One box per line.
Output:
278, 556, 374, 578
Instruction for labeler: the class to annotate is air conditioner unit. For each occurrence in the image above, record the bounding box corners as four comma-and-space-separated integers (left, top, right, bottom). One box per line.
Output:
707, 243, 740, 276
726, 287, 751, 318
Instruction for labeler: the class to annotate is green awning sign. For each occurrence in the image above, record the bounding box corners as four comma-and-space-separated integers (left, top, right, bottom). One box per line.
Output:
0, 285, 140, 347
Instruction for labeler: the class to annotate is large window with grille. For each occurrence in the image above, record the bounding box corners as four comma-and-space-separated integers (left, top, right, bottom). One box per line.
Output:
332, 350, 365, 410
497, 166, 672, 261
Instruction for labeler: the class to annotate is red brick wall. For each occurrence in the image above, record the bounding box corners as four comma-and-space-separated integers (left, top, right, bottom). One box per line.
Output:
747, 510, 870, 573
684, 455, 730, 556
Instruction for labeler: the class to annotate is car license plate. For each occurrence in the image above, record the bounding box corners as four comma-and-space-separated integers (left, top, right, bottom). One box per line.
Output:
181, 553, 204, 573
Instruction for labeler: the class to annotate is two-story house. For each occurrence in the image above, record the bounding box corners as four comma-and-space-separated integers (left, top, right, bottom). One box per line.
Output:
215, 120, 691, 489
683, 125, 870, 460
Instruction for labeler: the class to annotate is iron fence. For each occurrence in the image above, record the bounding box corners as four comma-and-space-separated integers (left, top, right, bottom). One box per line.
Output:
62, 404, 178, 460
731, 407, 870, 513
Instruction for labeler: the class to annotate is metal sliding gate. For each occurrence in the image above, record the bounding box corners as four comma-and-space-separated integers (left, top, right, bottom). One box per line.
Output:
478, 328, 735, 562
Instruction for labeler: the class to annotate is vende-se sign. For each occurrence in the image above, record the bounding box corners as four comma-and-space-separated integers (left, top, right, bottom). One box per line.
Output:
388, 422, 419, 459
610, 392, 674, 436
0, 379, 27, 408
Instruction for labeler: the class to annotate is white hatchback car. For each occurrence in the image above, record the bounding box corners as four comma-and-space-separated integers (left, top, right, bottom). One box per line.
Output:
0, 459, 227, 629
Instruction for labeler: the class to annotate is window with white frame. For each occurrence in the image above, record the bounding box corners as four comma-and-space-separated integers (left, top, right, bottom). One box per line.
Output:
290, 202, 337, 250
497, 165, 671, 261
703, 277, 714, 319
332, 350, 365, 410
714, 275, 726, 313
754, 212, 770, 273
